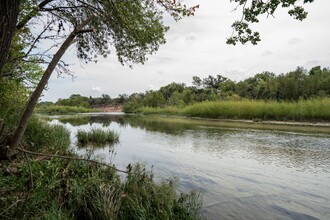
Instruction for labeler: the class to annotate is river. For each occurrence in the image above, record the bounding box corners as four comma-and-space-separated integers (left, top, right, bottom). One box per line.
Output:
49, 113, 330, 220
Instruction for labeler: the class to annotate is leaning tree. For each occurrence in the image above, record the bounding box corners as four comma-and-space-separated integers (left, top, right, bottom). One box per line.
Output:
0, 0, 199, 159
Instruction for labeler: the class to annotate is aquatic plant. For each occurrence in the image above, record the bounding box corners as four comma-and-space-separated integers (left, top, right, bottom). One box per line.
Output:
76, 128, 119, 146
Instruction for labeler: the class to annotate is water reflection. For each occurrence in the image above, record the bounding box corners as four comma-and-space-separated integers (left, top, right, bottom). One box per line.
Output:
51, 114, 330, 220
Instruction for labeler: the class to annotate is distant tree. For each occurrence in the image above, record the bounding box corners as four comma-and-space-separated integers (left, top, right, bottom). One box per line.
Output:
192, 76, 202, 88
101, 94, 112, 105
202, 75, 228, 90
160, 82, 186, 99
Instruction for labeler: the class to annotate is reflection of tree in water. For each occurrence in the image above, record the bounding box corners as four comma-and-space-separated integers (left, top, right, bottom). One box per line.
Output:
124, 116, 199, 135
58, 116, 91, 126
57, 115, 127, 127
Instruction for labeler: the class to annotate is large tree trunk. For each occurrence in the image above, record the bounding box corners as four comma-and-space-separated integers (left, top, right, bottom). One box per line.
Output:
0, 0, 20, 72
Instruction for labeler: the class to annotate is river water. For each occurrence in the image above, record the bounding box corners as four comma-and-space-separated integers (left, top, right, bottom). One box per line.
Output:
50, 114, 330, 220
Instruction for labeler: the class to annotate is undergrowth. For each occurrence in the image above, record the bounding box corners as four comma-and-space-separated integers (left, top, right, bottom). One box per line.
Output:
0, 117, 202, 219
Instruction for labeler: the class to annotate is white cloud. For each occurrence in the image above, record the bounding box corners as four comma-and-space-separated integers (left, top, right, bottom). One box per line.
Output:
91, 87, 103, 92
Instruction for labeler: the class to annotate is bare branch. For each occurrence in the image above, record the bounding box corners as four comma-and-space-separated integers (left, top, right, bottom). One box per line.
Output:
24, 22, 53, 57
17, 147, 130, 174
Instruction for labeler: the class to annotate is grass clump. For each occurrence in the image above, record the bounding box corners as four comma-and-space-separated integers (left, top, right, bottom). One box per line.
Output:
36, 105, 97, 115
77, 128, 119, 146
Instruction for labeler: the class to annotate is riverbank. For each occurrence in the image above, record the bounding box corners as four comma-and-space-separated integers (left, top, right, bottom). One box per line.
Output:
136, 98, 330, 122
0, 117, 202, 219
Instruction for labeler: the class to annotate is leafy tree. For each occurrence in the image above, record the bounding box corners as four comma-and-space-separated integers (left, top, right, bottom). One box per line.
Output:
202, 75, 228, 90
0, 0, 198, 159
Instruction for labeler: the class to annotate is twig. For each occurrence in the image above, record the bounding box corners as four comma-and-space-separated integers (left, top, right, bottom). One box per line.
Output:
0, 200, 22, 217
17, 147, 129, 174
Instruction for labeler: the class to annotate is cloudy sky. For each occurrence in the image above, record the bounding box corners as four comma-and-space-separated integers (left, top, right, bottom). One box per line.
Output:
42, 0, 330, 101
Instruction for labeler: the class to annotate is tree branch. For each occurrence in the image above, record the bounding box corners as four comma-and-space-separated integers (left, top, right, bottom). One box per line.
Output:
17, 147, 130, 174
24, 22, 53, 57
75, 28, 95, 34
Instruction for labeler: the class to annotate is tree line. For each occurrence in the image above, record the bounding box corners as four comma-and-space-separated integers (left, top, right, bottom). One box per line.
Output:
123, 66, 330, 112
39, 94, 128, 108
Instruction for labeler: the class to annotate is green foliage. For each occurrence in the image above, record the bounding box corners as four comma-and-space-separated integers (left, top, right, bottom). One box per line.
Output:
56, 94, 91, 108
136, 98, 330, 121
76, 128, 119, 146
124, 66, 330, 115
119, 163, 202, 220
0, 78, 28, 134
182, 98, 330, 121
228, 0, 314, 45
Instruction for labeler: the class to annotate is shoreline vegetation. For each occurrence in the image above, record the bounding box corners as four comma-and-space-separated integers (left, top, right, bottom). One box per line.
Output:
135, 98, 330, 122
0, 117, 202, 219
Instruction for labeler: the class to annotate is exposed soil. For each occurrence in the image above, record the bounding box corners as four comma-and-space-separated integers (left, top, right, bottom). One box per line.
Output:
94, 104, 123, 112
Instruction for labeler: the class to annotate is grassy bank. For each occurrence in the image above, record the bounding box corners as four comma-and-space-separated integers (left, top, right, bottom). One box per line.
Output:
138, 98, 330, 121
0, 117, 202, 219
36, 105, 98, 114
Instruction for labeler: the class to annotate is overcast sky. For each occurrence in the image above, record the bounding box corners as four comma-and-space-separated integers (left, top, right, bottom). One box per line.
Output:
42, 0, 330, 102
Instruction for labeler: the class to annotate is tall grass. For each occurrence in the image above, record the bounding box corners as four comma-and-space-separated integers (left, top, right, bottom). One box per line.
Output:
36, 105, 97, 114
24, 116, 71, 153
139, 106, 181, 115
138, 98, 330, 121
77, 128, 119, 146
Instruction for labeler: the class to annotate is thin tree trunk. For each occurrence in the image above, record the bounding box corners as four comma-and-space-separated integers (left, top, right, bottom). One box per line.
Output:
0, 0, 20, 72
4, 16, 95, 159
6, 33, 76, 158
